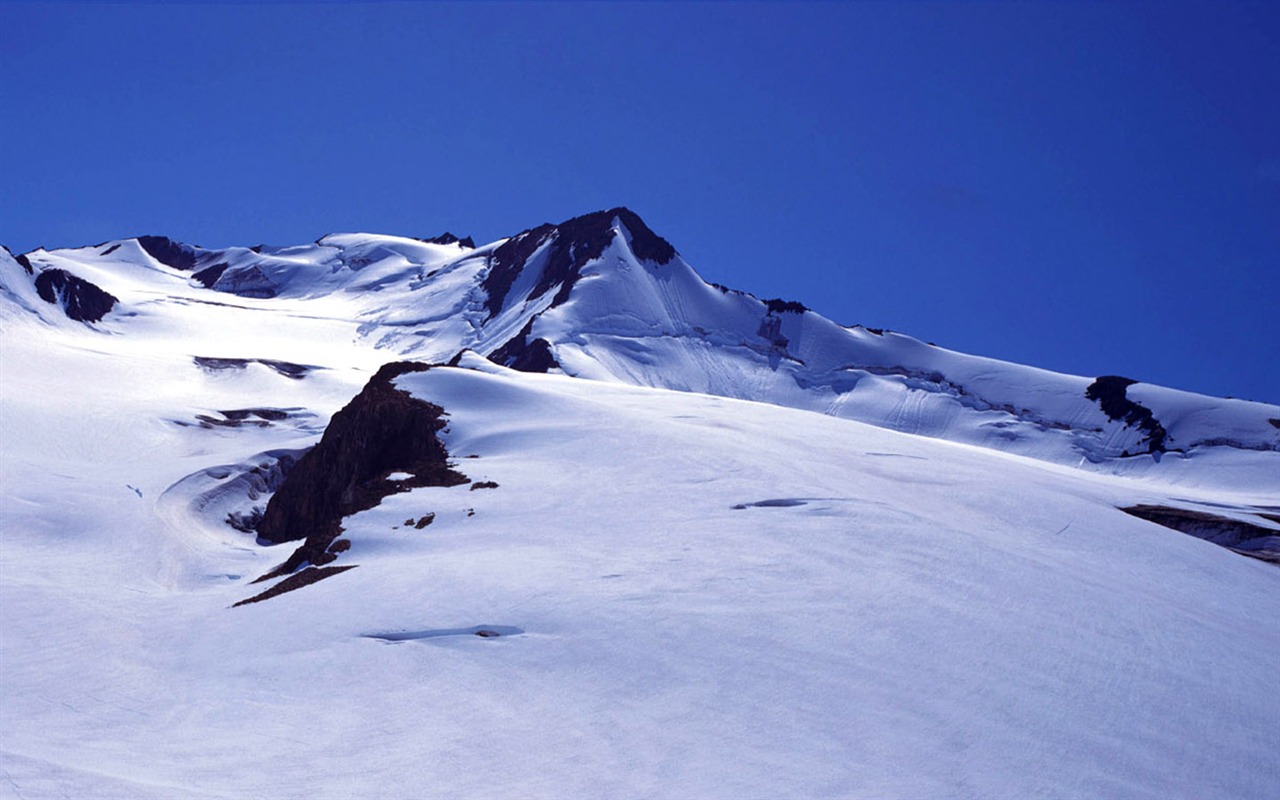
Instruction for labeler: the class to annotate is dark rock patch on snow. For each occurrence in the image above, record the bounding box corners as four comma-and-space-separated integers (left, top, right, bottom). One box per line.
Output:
14, 252, 34, 274
488, 319, 560, 373
233, 565, 357, 607
254, 361, 469, 576
193, 356, 316, 379
136, 235, 201, 271
765, 298, 808, 314
1121, 504, 1280, 564
733, 498, 809, 509
34, 268, 118, 322
363, 625, 524, 642
470, 481, 499, 491
259, 359, 313, 379
192, 263, 229, 288
1085, 376, 1168, 454
177, 407, 310, 430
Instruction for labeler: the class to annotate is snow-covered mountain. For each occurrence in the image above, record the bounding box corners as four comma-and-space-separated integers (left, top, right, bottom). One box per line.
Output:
1, 210, 1278, 798
5, 208, 1278, 481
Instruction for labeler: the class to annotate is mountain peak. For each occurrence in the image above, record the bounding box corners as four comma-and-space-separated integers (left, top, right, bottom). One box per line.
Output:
482, 207, 678, 316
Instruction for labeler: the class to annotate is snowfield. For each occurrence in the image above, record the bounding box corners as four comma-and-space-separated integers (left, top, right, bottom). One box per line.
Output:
1, 211, 1278, 798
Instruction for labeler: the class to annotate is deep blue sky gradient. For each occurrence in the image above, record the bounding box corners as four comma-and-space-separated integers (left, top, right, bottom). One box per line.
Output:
2, 1, 1277, 401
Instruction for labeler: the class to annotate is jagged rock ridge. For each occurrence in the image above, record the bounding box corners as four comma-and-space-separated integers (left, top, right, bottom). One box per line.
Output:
255, 361, 468, 576
482, 206, 676, 316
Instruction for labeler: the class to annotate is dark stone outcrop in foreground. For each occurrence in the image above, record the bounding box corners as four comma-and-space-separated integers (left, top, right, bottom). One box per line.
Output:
255, 361, 468, 576
1085, 376, 1168, 454
1122, 504, 1280, 564
34, 268, 118, 322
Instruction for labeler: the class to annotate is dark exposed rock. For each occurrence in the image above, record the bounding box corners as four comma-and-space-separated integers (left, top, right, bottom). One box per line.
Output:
188, 408, 298, 429
258, 359, 313, 379
470, 481, 499, 491
412, 514, 435, 529
194, 356, 251, 372
136, 235, 201, 271
1269, 418, 1280, 430
34, 268, 118, 322
233, 565, 357, 607
483, 223, 556, 316
227, 507, 265, 533
483, 207, 676, 316
1085, 376, 1168, 454
765, 298, 808, 314
420, 232, 476, 248
488, 319, 560, 373
757, 315, 789, 350
223, 408, 290, 422
100, 244, 121, 256
255, 361, 469, 575
1121, 504, 1280, 564
193, 356, 315, 379
14, 252, 34, 274
192, 263, 229, 288
211, 264, 277, 298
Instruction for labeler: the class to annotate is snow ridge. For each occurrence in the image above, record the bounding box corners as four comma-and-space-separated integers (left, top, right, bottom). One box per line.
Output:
2, 208, 1277, 483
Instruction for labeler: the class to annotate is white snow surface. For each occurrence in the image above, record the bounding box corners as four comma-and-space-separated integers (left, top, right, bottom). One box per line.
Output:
2, 220, 1279, 798
5, 222, 1277, 482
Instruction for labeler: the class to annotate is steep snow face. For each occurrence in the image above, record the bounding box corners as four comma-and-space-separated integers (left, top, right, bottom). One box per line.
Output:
3, 208, 1278, 485
489, 213, 1280, 486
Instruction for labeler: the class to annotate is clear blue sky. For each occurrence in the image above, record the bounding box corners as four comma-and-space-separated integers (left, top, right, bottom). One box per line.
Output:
2, 1, 1277, 402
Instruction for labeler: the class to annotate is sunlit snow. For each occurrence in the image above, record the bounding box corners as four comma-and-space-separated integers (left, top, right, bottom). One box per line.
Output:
1, 221, 1277, 798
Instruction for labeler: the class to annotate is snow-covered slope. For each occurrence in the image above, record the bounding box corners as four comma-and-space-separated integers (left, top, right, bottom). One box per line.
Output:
1, 336, 1277, 798
2, 210, 1278, 798
5, 209, 1277, 483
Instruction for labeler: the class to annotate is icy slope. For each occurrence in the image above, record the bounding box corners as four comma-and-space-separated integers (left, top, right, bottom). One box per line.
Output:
2, 337, 1277, 798
5, 210, 1277, 481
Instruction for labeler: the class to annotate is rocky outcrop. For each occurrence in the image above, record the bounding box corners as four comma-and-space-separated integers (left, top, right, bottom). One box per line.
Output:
1085, 376, 1168, 454
1122, 504, 1280, 564
488, 319, 560, 373
420, 232, 476, 248
764, 298, 808, 314
191, 263, 229, 288
11, 250, 34, 275
255, 361, 468, 574
34, 268, 118, 322
483, 207, 677, 316
136, 235, 202, 271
